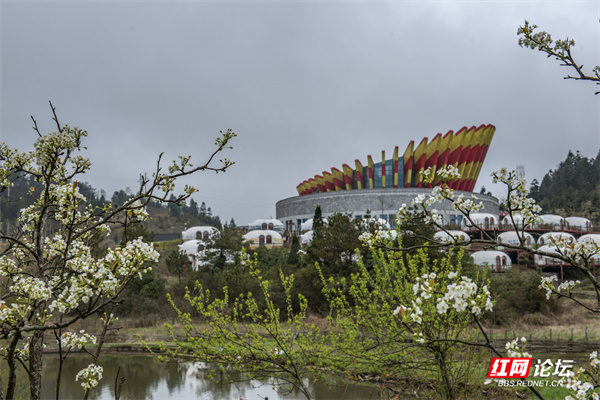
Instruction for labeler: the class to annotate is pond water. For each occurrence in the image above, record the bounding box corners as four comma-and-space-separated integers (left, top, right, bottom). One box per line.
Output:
40, 353, 381, 400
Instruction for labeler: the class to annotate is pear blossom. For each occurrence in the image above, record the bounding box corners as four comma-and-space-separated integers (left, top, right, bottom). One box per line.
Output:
76, 363, 103, 390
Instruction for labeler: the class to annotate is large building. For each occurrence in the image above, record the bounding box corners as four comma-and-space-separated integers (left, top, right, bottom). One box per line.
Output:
276, 125, 500, 232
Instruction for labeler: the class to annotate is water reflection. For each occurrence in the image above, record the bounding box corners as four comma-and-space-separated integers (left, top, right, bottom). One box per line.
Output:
40, 354, 380, 399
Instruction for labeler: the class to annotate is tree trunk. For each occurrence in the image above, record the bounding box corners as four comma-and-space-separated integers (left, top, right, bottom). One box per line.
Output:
436, 350, 455, 400
4, 331, 20, 400
28, 330, 45, 400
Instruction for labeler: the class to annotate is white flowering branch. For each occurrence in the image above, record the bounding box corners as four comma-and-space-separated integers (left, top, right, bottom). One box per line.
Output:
0, 104, 236, 400
518, 20, 600, 94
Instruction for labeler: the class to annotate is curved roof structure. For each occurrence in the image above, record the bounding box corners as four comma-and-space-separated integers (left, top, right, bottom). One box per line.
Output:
296, 125, 495, 195
534, 245, 564, 265
243, 230, 284, 249
434, 230, 470, 243
181, 226, 219, 242
471, 250, 512, 271
299, 217, 329, 232
539, 214, 566, 227
301, 230, 313, 245
497, 231, 536, 249
178, 239, 206, 255
578, 234, 600, 246
463, 213, 498, 229
566, 217, 592, 232
248, 219, 285, 233
501, 214, 526, 229
243, 230, 283, 240
537, 232, 576, 247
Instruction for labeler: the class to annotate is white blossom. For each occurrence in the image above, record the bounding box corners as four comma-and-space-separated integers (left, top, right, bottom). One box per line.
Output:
76, 363, 103, 390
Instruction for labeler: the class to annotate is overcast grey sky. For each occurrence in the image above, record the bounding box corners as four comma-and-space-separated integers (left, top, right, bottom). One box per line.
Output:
1, 1, 598, 225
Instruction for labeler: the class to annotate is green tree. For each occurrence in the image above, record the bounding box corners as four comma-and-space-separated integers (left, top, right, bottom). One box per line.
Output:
203, 226, 244, 269
528, 150, 599, 221
166, 249, 191, 283
305, 213, 363, 276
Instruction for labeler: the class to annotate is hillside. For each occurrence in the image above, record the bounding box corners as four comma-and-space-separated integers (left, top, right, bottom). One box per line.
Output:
529, 150, 600, 222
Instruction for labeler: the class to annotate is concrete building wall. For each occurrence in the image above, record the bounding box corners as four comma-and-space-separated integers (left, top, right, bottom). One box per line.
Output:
276, 188, 499, 232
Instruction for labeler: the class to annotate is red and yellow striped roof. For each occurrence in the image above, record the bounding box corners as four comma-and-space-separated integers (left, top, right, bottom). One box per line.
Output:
297, 124, 495, 195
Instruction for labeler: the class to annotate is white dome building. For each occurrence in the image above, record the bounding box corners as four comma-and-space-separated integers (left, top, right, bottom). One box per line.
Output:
537, 232, 576, 247
299, 218, 328, 233
567, 217, 592, 233
534, 245, 565, 266
501, 214, 527, 229
577, 234, 600, 246
181, 226, 219, 242
248, 219, 285, 233
301, 230, 314, 245
434, 230, 470, 244
178, 239, 212, 270
497, 231, 536, 249
539, 214, 567, 230
471, 250, 512, 272
463, 213, 498, 230
300, 219, 315, 233
243, 230, 284, 249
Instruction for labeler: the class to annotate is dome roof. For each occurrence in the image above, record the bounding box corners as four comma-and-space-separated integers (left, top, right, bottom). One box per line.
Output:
471, 250, 512, 271
501, 214, 526, 228
566, 216, 590, 225
299, 218, 328, 232
248, 219, 285, 232
178, 239, 206, 255
463, 213, 498, 228
577, 234, 600, 246
537, 232, 575, 247
301, 230, 314, 245
566, 217, 592, 232
539, 214, 565, 225
181, 226, 219, 241
243, 229, 284, 249
535, 245, 565, 265
497, 231, 535, 248
434, 230, 470, 243
243, 230, 283, 241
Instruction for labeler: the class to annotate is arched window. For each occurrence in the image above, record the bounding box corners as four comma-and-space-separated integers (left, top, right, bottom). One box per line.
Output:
502, 256, 507, 266
485, 217, 490, 229
495, 256, 501, 272
203, 231, 209, 240
198, 244, 205, 251
526, 236, 531, 247
539, 237, 545, 246
259, 235, 265, 246
266, 235, 272, 244
268, 223, 274, 230
261, 223, 267, 230
196, 231, 202, 240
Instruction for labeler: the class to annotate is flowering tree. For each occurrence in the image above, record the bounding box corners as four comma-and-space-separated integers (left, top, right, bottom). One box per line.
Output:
517, 20, 600, 94
391, 165, 599, 399
162, 163, 600, 399
317, 244, 492, 400
0, 103, 235, 399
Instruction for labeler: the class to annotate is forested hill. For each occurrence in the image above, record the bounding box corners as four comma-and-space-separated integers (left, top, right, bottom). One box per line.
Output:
0, 176, 228, 242
529, 150, 600, 222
